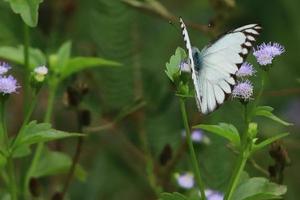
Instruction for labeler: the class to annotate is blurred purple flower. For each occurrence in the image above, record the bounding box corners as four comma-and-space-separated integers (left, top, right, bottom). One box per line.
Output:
253, 42, 285, 66
236, 62, 256, 78
0, 75, 19, 94
180, 60, 191, 73
203, 189, 224, 200
176, 172, 194, 189
0, 62, 11, 75
191, 129, 204, 142
232, 80, 253, 100
182, 129, 210, 144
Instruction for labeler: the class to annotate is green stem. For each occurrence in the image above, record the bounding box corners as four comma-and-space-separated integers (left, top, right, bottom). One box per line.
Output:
23, 85, 57, 197
7, 158, 17, 200
0, 99, 17, 200
255, 70, 267, 106
23, 24, 30, 111
179, 98, 206, 200
224, 151, 248, 200
225, 104, 251, 200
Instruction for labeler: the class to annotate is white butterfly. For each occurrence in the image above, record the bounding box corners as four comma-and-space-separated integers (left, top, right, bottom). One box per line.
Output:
179, 18, 261, 114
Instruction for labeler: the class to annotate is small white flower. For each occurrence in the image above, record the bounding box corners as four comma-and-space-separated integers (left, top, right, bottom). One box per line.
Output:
34, 66, 48, 76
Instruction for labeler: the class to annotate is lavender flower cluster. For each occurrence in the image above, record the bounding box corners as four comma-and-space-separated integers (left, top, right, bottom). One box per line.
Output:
0, 62, 19, 95
232, 42, 285, 101
176, 172, 223, 200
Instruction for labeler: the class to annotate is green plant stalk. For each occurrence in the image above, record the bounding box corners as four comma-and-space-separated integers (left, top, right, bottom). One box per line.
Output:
7, 158, 17, 200
0, 99, 17, 200
255, 70, 267, 106
224, 150, 249, 200
23, 85, 57, 196
179, 98, 206, 200
224, 103, 251, 200
23, 24, 30, 111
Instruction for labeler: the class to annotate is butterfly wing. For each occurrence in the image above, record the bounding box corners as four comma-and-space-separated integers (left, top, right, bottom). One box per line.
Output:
179, 18, 202, 109
180, 18, 261, 114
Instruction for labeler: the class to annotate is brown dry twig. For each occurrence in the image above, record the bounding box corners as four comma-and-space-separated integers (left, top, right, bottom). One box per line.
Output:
122, 0, 210, 35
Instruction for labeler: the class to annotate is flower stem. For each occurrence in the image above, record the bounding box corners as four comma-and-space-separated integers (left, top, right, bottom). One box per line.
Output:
23, 85, 57, 197
23, 24, 30, 111
225, 104, 251, 200
224, 150, 249, 200
0, 99, 17, 200
179, 98, 206, 200
255, 70, 267, 106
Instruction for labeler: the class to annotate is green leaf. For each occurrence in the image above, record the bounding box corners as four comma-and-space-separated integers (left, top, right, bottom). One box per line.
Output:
165, 47, 186, 82
159, 192, 188, 200
231, 177, 287, 200
252, 132, 289, 153
0, 46, 46, 69
32, 149, 86, 181
4, 0, 43, 27
11, 144, 31, 158
194, 123, 241, 147
11, 121, 83, 154
254, 106, 292, 126
60, 57, 121, 80
55, 41, 72, 71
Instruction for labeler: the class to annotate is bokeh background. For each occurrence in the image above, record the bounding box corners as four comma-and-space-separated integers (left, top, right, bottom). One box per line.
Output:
0, 0, 299, 199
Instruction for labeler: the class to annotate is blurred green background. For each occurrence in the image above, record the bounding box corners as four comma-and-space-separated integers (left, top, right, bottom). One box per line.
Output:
0, 0, 299, 199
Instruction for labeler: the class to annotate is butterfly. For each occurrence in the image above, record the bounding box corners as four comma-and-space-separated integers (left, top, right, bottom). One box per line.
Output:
179, 18, 261, 114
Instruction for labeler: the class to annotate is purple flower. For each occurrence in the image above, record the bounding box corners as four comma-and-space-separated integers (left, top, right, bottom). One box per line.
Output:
0, 62, 11, 75
232, 80, 253, 100
253, 42, 285, 66
176, 172, 194, 189
0, 75, 19, 94
182, 129, 210, 144
191, 130, 204, 142
236, 62, 256, 78
269, 42, 285, 56
200, 189, 224, 200
180, 60, 191, 73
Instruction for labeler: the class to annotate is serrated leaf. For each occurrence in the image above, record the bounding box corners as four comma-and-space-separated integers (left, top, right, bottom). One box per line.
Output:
231, 177, 287, 200
194, 123, 241, 147
159, 192, 188, 200
11, 121, 83, 154
4, 0, 43, 27
32, 149, 86, 181
252, 132, 289, 153
165, 47, 186, 82
0, 46, 46, 69
254, 106, 292, 126
60, 57, 121, 80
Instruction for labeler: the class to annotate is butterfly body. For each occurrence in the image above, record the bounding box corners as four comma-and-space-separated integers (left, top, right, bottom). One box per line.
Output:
179, 18, 261, 114
192, 47, 202, 72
